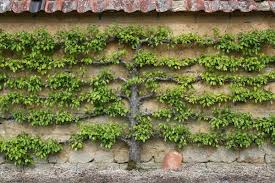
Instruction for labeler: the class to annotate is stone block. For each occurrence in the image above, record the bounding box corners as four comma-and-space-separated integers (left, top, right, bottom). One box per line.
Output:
94, 149, 114, 163
208, 147, 239, 163
33, 157, 48, 164
182, 146, 214, 163
68, 144, 97, 163
113, 144, 129, 163
0, 154, 5, 164
141, 139, 175, 163
48, 146, 70, 164
262, 144, 275, 164
238, 147, 265, 163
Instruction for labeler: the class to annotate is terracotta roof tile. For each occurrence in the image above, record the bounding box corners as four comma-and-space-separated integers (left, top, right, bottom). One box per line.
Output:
0, 0, 274, 13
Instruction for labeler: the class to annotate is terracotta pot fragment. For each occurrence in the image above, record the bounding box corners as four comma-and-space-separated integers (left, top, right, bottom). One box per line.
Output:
162, 150, 183, 170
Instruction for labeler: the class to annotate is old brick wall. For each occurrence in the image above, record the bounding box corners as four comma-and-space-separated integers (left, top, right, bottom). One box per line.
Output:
0, 11, 274, 168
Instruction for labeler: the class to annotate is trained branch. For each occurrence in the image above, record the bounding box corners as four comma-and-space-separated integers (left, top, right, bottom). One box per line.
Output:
117, 93, 130, 101
153, 76, 179, 83
116, 76, 128, 82
139, 93, 155, 102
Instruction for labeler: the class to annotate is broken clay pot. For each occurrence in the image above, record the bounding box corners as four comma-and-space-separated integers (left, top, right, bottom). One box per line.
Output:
162, 150, 183, 170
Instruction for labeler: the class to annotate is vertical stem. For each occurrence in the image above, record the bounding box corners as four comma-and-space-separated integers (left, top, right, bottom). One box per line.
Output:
127, 66, 141, 169
128, 137, 141, 163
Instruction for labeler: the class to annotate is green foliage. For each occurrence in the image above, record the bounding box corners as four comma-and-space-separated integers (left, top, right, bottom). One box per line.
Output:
133, 50, 274, 72
158, 87, 185, 106
12, 110, 78, 126
6, 75, 43, 93
185, 93, 229, 107
121, 77, 143, 97
215, 34, 241, 53
210, 109, 254, 129
231, 86, 274, 103
215, 29, 275, 55
157, 87, 198, 121
106, 25, 171, 48
201, 72, 227, 86
0, 26, 274, 56
0, 73, 7, 89
47, 91, 81, 108
173, 33, 213, 46
157, 85, 273, 108
80, 50, 126, 65
174, 76, 197, 88
8, 32, 36, 55
253, 115, 275, 144
146, 26, 171, 47
83, 71, 128, 117
47, 72, 81, 91
0, 51, 127, 74
191, 132, 220, 147
225, 131, 264, 149
152, 108, 173, 120
133, 50, 196, 69
107, 25, 145, 49
0, 92, 41, 110
0, 71, 128, 117
70, 123, 124, 150
0, 26, 274, 166
133, 50, 157, 67
0, 134, 61, 166
0, 30, 10, 51
238, 30, 272, 56
153, 105, 194, 122
57, 26, 108, 56
132, 116, 153, 142
202, 71, 275, 87
198, 55, 272, 72
156, 108, 274, 149
159, 123, 191, 148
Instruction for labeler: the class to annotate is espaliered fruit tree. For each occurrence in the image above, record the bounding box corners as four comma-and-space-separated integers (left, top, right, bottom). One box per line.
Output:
0, 26, 274, 169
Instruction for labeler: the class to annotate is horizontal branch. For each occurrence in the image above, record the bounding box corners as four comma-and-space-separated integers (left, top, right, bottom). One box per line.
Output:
140, 111, 153, 116
116, 76, 127, 82
154, 75, 202, 83
117, 93, 130, 100
0, 111, 129, 124
92, 59, 128, 66
139, 93, 155, 102
152, 76, 179, 83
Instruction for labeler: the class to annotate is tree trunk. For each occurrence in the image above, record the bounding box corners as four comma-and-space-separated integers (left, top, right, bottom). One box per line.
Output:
127, 67, 141, 170
127, 138, 141, 170
129, 139, 141, 161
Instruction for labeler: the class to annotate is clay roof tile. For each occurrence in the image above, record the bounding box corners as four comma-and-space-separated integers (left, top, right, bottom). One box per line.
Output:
0, 0, 274, 13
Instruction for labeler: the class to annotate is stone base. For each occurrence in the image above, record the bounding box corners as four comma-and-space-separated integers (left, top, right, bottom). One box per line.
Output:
0, 163, 274, 183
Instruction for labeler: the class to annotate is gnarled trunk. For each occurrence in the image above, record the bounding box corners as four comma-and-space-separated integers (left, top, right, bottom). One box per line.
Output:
127, 138, 141, 170
127, 67, 141, 170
